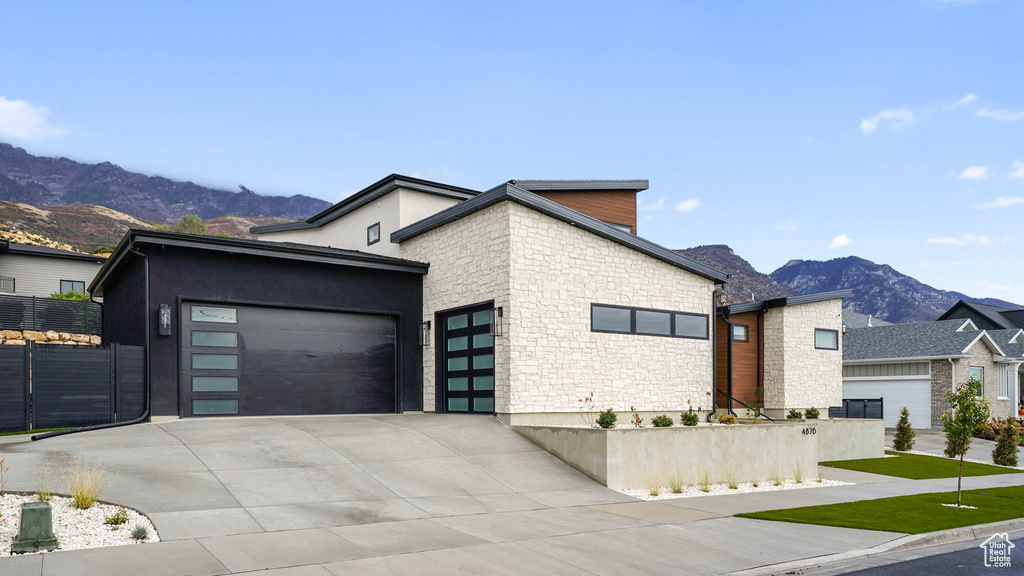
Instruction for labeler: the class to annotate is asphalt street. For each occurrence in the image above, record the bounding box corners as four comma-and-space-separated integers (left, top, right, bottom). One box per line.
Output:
844, 537, 1023, 576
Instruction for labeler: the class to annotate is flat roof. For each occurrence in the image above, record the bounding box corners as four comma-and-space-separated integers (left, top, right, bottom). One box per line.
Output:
512, 179, 649, 192
723, 289, 853, 314
0, 239, 105, 263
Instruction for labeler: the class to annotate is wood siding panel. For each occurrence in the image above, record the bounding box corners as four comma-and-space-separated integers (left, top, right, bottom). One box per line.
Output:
716, 312, 760, 409
533, 190, 637, 233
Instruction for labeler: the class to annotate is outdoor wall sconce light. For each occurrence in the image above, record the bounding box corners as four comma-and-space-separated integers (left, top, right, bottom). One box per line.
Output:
159, 304, 172, 336
419, 321, 431, 346
490, 306, 503, 338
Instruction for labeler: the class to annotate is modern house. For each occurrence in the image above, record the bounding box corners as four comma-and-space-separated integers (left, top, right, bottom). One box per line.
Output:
843, 318, 1021, 428
92, 174, 847, 422
716, 290, 849, 419
0, 239, 105, 297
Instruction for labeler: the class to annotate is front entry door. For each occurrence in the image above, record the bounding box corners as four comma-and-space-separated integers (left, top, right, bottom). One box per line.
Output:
440, 303, 495, 413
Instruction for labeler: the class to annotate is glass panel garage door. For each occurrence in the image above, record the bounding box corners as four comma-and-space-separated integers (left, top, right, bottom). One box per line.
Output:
441, 303, 495, 414
182, 303, 396, 417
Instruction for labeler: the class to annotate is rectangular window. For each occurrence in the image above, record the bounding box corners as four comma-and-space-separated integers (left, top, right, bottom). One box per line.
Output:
732, 324, 749, 342
191, 331, 238, 347
591, 305, 632, 333
191, 306, 237, 324
192, 353, 238, 370
192, 376, 238, 392
814, 328, 839, 350
674, 313, 708, 339
635, 310, 672, 336
60, 280, 85, 294
367, 222, 380, 245
192, 399, 239, 415
969, 366, 984, 397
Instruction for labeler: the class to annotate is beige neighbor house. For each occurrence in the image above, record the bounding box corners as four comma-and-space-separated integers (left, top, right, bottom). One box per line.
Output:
843, 318, 1021, 428
0, 239, 104, 298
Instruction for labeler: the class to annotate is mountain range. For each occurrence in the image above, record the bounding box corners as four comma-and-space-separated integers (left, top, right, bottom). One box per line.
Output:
0, 143, 330, 222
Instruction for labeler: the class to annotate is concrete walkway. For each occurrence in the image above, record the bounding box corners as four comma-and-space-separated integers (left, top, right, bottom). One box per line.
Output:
884, 428, 1013, 464
0, 415, 1022, 575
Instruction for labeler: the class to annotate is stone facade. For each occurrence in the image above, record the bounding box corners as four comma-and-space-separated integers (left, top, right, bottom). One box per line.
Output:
400, 200, 717, 415
929, 339, 1008, 427
762, 299, 844, 411
0, 329, 100, 346
929, 358, 953, 427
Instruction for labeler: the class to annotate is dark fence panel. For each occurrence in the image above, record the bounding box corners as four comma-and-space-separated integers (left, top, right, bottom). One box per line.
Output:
829, 398, 884, 420
33, 346, 114, 429
0, 346, 29, 432
116, 345, 147, 421
0, 295, 102, 335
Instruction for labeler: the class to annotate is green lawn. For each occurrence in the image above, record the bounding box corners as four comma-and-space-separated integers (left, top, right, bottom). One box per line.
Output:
737, 485, 1024, 534
819, 451, 1020, 480
0, 427, 70, 437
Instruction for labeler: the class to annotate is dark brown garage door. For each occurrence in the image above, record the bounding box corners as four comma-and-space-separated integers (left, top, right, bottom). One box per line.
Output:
181, 303, 396, 417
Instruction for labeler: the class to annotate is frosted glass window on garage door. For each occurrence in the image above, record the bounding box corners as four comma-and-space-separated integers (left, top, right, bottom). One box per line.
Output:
191, 306, 237, 324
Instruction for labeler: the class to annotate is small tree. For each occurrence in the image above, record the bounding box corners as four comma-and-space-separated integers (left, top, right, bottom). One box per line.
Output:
174, 214, 206, 235
892, 407, 916, 451
941, 378, 990, 506
992, 419, 1021, 468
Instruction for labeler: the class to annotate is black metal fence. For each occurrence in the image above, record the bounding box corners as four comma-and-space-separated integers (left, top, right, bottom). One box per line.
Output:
829, 398, 884, 420
0, 342, 145, 433
0, 295, 102, 335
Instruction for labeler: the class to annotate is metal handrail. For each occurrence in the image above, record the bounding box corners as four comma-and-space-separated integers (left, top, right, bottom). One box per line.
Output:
717, 390, 775, 421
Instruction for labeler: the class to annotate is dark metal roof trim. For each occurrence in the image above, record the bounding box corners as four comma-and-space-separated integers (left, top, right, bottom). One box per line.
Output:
784, 289, 854, 306
720, 289, 852, 315
391, 182, 729, 282
251, 174, 479, 234
512, 179, 650, 192
91, 229, 429, 296
0, 239, 105, 263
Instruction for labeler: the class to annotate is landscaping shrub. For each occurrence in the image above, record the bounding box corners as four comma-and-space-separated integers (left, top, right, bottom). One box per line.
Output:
992, 419, 1021, 467
680, 408, 700, 426
651, 414, 673, 427
892, 407, 916, 452
105, 507, 130, 526
787, 409, 803, 420
61, 451, 116, 509
597, 408, 617, 429
131, 526, 148, 541
717, 414, 737, 425
804, 407, 820, 419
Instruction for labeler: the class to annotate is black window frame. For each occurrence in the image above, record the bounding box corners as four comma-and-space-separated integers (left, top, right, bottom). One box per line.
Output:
367, 222, 381, 246
590, 304, 709, 340
731, 324, 750, 343
814, 328, 839, 350
60, 280, 86, 294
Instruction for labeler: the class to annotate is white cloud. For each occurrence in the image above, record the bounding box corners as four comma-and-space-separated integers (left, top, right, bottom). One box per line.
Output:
0, 97, 66, 140
974, 196, 1024, 209
828, 234, 853, 249
950, 93, 977, 109
1009, 160, 1024, 181
775, 220, 796, 232
674, 199, 700, 212
860, 108, 914, 134
977, 107, 1024, 121
972, 281, 1013, 292
639, 198, 665, 212
927, 233, 991, 246
958, 165, 989, 180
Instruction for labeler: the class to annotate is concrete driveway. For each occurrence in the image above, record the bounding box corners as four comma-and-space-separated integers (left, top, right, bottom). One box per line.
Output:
884, 428, 1013, 464
1, 414, 1021, 575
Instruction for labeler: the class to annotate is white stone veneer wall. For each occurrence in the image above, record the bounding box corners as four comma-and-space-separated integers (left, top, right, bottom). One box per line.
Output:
763, 299, 843, 410
399, 200, 717, 414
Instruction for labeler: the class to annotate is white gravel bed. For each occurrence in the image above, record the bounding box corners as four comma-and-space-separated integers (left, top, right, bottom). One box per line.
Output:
556, 422, 734, 429
886, 447, 1024, 470
620, 478, 853, 501
1, 494, 159, 557
941, 503, 978, 509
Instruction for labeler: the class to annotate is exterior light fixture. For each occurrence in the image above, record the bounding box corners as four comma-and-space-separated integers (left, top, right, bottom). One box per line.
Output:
490, 306, 503, 337
419, 321, 431, 346
158, 304, 172, 336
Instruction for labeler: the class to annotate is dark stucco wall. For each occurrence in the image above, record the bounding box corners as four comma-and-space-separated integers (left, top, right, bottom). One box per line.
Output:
100, 253, 147, 347
105, 243, 423, 417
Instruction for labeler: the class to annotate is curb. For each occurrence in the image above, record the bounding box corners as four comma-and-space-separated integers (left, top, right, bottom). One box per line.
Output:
723, 518, 1024, 576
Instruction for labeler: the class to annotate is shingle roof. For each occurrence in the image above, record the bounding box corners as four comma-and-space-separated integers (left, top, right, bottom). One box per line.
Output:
989, 328, 1024, 359
842, 310, 893, 329
938, 300, 1020, 330
843, 319, 1001, 361
0, 239, 105, 263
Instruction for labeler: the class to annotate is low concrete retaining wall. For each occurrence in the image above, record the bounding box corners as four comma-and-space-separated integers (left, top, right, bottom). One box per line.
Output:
514, 419, 884, 490
814, 418, 885, 461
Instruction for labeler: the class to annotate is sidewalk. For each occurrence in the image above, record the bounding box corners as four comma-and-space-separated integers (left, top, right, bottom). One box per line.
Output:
5, 467, 1022, 576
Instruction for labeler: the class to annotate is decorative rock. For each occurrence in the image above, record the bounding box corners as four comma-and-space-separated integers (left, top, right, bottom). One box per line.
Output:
70, 334, 90, 343
89, 335, 102, 345
45, 330, 60, 341
2, 330, 22, 340
58, 332, 72, 341
3, 340, 26, 346
22, 330, 47, 342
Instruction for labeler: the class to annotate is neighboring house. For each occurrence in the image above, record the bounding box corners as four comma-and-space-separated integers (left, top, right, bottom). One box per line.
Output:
716, 290, 850, 419
842, 318, 1021, 428
842, 310, 892, 330
0, 239, 105, 297
937, 299, 1024, 331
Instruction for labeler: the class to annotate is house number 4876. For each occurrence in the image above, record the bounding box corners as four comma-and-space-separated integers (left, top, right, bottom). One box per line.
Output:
802, 427, 817, 435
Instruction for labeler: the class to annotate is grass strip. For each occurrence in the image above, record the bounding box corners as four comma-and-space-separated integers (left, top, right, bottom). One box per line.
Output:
0, 427, 71, 437
819, 451, 1020, 480
737, 485, 1024, 534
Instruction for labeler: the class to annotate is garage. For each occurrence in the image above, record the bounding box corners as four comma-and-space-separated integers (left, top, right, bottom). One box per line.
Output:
91, 230, 426, 418
843, 378, 932, 428
181, 303, 397, 417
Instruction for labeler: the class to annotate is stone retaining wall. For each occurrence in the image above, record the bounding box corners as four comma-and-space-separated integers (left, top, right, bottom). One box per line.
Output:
0, 329, 101, 346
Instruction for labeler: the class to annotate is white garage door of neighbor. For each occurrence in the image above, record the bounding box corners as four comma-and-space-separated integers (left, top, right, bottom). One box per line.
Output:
843, 378, 932, 429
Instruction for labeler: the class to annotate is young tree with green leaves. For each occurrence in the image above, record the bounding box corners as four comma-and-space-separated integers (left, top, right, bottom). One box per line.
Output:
174, 214, 206, 235
941, 377, 990, 507
892, 406, 915, 451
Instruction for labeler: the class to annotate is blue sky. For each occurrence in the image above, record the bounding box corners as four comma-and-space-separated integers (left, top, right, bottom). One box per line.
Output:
2, 1, 1023, 303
